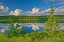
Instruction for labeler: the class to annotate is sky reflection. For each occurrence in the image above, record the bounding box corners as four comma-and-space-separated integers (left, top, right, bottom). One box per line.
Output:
0, 23, 64, 33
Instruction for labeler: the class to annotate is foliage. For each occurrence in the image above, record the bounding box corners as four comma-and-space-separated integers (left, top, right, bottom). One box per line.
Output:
6, 17, 25, 38
0, 30, 64, 42
6, 27, 25, 38
44, 5, 59, 31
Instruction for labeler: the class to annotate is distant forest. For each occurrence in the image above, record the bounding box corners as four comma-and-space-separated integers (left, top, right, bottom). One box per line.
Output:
0, 15, 64, 23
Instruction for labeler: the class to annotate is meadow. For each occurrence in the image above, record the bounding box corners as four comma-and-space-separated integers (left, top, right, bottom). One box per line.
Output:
0, 30, 64, 42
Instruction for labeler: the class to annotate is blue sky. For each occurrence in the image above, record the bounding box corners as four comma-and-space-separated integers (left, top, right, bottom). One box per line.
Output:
0, 0, 60, 11
1, 0, 45, 11
0, 0, 64, 16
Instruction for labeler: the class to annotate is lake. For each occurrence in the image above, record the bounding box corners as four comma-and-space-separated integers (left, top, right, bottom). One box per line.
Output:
0, 23, 64, 33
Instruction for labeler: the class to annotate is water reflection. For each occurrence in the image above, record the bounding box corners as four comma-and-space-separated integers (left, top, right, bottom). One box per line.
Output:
0, 24, 10, 33
0, 23, 64, 33
59, 23, 64, 30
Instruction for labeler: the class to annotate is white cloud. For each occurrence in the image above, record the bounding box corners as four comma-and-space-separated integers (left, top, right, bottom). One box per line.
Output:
40, 6, 64, 15
26, 7, 51, 16
10, 9, 23, 16
27, 7, 40, 14
27, 7, 40, 16
40, 8, 50, 15
55, 6, 64, 15
0, 2, 64, 16
26, 6, 64, 16
31, 7, 40, 14
8, 6, 64, 16
0, 5, 9, 15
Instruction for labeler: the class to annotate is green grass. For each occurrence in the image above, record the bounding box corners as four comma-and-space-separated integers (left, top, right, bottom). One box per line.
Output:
0, 30, 64, 42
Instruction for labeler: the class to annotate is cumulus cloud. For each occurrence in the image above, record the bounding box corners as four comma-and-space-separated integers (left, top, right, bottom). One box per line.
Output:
0, 4, 9, 15
0, 2, 64, 16
27, 7, 40, 14
26, 7, 51, 16
27, 7, 40, 16
10, 9, 23, 16
26, 6, 64, 16
31, 7, 40, 14
40, 6, 64, 15
55, 6, 64, 15
40, 8, 50, 15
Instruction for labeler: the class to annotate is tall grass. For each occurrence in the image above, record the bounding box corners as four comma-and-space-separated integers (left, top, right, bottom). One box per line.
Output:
0, 30, 64, 42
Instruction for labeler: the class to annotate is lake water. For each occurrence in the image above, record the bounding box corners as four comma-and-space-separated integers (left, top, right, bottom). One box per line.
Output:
0, 23, 64, 33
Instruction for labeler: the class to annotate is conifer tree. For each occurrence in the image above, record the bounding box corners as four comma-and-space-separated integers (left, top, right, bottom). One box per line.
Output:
44, 5, 59, 31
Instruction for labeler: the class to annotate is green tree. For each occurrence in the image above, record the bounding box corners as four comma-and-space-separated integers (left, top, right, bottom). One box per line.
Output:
44, 5, 59, 31
6, 16, 25, 37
